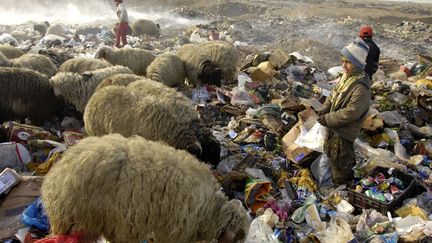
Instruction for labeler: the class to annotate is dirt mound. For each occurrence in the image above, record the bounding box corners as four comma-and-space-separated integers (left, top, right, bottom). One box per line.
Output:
273, 39, 341, 71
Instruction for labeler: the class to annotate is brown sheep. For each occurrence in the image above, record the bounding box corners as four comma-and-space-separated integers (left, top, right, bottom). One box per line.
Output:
176, 43, 222, 87
41, 134, 249, 243
0, 67, 62, 124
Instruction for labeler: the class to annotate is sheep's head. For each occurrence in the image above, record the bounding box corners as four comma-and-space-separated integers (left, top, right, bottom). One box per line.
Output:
218, 200, 250, 243
196, 127, 221, 166
94, 46, 112, 61
198, 60, 222, 87
0, 52, 12, 67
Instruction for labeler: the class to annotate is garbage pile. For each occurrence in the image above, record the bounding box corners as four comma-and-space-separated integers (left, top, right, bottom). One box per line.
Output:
0, 6, 432, 243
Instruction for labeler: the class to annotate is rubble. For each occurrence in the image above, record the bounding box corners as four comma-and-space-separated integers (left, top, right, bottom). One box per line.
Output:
0, 0, 431, 242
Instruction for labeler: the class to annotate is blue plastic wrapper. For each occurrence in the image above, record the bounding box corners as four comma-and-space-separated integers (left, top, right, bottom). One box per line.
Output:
22, 197, 49, 231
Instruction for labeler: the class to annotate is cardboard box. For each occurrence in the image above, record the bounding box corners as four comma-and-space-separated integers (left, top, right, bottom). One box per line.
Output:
0, 168, 20, 195
0, 176, 43, 240
268, 49, 290, 69
282, 109, 317, 164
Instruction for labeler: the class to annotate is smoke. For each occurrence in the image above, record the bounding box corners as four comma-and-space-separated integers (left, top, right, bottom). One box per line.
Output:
0, 0, 208, 28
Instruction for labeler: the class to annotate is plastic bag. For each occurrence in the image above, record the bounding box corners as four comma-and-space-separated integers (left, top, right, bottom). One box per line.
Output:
395, 205, 428, 220
294, 122, 328, 153
315, 217, 354, 243
310, 154, 333, 187
231, 87, 254, 106
291, 194, 317, 223
245, 212, 279, 243
22, 197, 49, 231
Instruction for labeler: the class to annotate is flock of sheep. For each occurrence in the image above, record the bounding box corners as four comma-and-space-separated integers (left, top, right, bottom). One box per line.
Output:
0, 23, 249, 242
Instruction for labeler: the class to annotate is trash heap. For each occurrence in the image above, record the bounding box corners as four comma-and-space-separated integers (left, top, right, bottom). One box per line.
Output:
0, 14, 431, 243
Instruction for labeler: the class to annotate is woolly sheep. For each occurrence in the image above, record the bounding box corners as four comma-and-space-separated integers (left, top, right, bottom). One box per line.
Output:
33, 21, 50, 36
146, 53, 186, 88
0, 67, 62, 124
199, 41, 238, 81
84, 79, 221, 165
59, 57, 112, 74
50, 66, 133, 112
0, 45, 25, 59
131, 19, 160, 38
38, 49, 74, 68
46, 24, 65, 37
176, 43, 222, 87
41, 134, 249, 243
95, 73, 142, 91
13, 54, 58, 77
94, 46, 155, 75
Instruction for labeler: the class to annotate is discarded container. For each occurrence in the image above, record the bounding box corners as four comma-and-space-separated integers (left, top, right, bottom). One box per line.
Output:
0, 168, 20, 195
348, 167, 417, 214
0, 142, 32, 171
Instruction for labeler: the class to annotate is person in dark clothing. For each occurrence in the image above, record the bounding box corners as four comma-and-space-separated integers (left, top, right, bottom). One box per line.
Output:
359, 25, 380, 79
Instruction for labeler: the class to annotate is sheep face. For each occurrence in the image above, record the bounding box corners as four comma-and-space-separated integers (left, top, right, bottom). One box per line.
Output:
218, 200, 250, 243
198, 60, 222, 87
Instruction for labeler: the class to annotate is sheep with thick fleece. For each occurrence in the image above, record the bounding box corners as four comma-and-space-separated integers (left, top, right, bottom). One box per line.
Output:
176, 43, 222, 87
41, 134, 249, 243
50, 66, 133, 113
46, 24, 65, 37
13, 54, 58, 77
0, 52, 58, 78
85, 79, 221, 165
0, 45, 25, 59
94, 46, 155, 75
146, 53, 186, 88
59, 57, 112, 74
0, 67, 62, 124
199, 41, 238, 81
95, 73, 142, 91
131, 19, 160, 38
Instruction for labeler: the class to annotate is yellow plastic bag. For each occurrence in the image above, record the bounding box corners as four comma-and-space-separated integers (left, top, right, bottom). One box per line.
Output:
395, 205, 428, 220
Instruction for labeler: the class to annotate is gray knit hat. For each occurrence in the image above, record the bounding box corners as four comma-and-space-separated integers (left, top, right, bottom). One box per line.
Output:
341, 38, 369, 70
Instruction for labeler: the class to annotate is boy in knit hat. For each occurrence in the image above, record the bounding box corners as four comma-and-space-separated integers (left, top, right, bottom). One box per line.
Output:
317, 38, 371, 185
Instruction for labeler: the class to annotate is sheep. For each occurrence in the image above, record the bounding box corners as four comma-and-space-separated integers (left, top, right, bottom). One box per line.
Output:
13, 54, 58, 77
59, 57, 112, 74
38, 48, 74, 68
131, 19, 160, 39
41, 134, 249, 243
0, 67, 62, 124
46, 24, 65, 37
95, 73, 142, 91
94, 46, 155, 76
84, 79, 221, 165
176, 43, 222, 87
198, 41, 238, 81
33, 21, 50, 36
50, 66, 133, 113
146, 53, 186, 88
0, 45, 25, 59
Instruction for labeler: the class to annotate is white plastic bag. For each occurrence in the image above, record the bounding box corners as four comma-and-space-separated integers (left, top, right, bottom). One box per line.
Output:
310, 154, 332, 187
0, 142, 32, 171
315, 217, 354, 243
294, 122, 328, 153
245, 209, 279, 243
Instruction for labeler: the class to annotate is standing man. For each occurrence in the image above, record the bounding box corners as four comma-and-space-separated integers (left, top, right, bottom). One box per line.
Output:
114, 0, 128, 48
359, 24, 380, 80
317, 38, 371, 185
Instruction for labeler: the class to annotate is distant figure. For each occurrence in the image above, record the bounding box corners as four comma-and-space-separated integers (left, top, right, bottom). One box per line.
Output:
359, 24, 380, 79
114, 0, 129, 48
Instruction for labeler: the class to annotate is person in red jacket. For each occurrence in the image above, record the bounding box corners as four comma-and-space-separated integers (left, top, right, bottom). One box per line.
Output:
114, 0, 129, 48
359, 25, 381, 80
